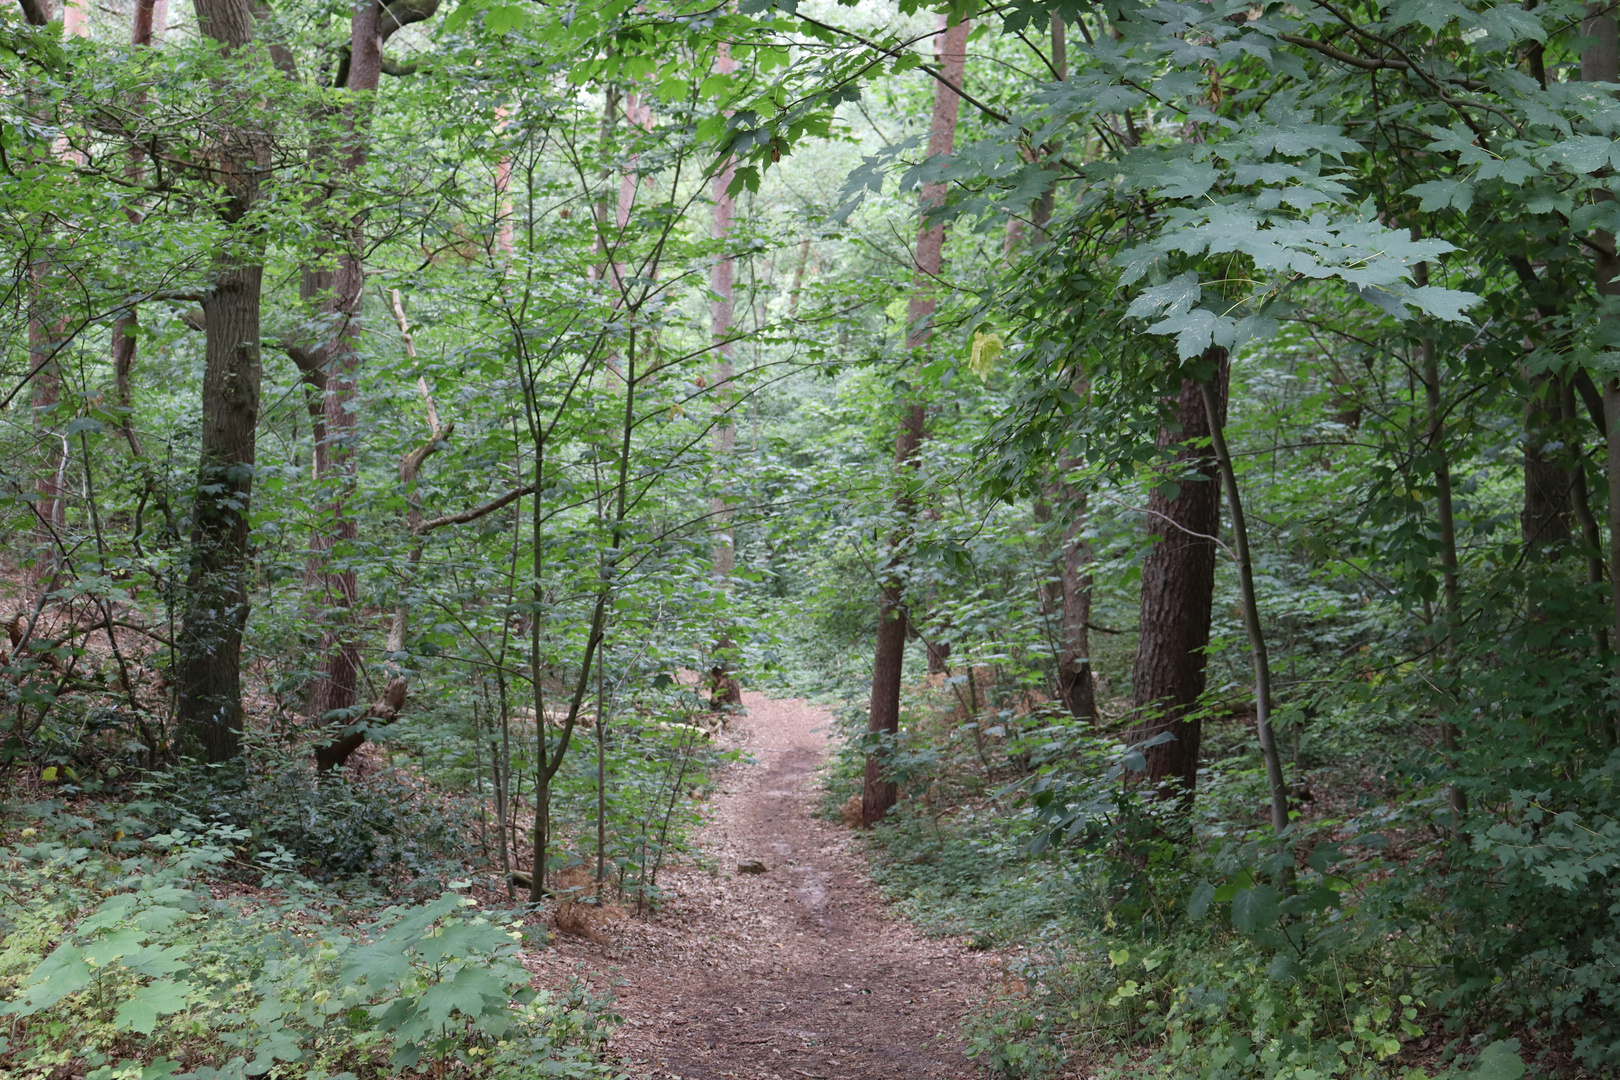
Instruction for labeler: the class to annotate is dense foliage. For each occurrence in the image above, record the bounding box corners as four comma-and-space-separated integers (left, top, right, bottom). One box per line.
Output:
6, 0, 1620, 1076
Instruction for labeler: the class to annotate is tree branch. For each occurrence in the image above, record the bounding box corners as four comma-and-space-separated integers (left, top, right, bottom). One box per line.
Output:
415, 482, 535, 534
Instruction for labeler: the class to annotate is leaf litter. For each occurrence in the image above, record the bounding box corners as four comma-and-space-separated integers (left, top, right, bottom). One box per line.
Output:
524, 689, 997, 1079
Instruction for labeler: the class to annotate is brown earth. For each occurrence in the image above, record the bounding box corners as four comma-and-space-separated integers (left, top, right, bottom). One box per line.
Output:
524, 688, 996, 1080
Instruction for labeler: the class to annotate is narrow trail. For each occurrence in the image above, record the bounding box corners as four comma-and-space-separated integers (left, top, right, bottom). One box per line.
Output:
526, 689, 995, 1079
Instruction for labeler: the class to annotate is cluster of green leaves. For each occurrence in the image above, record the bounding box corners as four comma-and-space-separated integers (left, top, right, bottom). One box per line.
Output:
0, 826, 620, 1080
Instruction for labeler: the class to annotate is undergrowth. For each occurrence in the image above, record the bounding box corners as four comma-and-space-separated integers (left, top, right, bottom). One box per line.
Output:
0, 811, 621, 1079
824, 672, 1573, 1080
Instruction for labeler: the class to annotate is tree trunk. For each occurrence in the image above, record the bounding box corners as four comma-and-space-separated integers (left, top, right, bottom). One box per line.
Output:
175, 263, 263, 762
315, 294, 448, 772
1056, 462, 1095, 721
307, 0, 382, 731
173, 0, 268, 762
25, 0, 88, 572
302, 1, 435, 766
1128, 349, 1228, 799
1411, 262, 1466, 822
707, 45, 742, 711
1199, 378, 1289, 834
110, 0, 166, 458
863, 403, 927, 826
28, 263, 67, 571
1523, 372, 1574, 560
862, 14, 970, 827
1586, 6, 1620, 690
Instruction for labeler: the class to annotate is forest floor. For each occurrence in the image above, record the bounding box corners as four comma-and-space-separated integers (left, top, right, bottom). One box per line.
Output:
525, 689, 997, 1080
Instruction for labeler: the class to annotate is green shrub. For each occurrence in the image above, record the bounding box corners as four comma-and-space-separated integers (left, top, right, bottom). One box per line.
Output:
136, 742, 473, 889
0, 835, 620, 1079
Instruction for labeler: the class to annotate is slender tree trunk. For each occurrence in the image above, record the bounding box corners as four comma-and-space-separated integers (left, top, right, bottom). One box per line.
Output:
707, 45, 743, 710
1128, 349, 1228, 799
596, 654, 607, 893
111, 0, 166, 458
301, 1, 440, 766
305, 1, 383, 739
1588, 7, 1620, 705
529, 331, 636, 901
863, 404, 927, 826
28, 261, 67, 571
1199, 378, 1289, 834
25, 0, 88, 572
315, 295, 449, 771
862, 14, 969, 827
1562, 383, 1611, 666
1055, 458, 1095, 721
1415, 263, 1466, 821
788, 237, 811, 314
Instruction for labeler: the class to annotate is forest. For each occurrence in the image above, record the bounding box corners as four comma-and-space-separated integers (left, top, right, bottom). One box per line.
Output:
1, 0, 1617, 1076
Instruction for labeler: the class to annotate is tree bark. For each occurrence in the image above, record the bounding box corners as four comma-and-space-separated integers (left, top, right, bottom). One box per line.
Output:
1415, 262, 1465, 821
110, 0, 167, 458
707, 45, 742, 711
863, 403, 927, 826
28, 262, 67, 572
175, 264, 263, 762
315, 293, 449, 772
173, 0, 268, 762
301, 1, 434, 761
1128, 349, 1228, 799
1055, 460, 1095, 721
1585, 6, 1620, 696
25, 0, 88, 572
1523, 372, 1574, 559
862, 14, 969, 827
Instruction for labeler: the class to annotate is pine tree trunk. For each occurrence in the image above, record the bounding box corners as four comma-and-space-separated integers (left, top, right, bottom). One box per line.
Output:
1128, 349, 1228, 799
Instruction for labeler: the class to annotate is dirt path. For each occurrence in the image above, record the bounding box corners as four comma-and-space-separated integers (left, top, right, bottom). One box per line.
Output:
526, 689, 994, 1079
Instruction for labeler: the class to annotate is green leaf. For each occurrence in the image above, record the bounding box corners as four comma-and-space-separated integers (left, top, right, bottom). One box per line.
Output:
6, 943, 91, 1014
341, 940, 411, 987
1156, 160, 1218, 200
1231, 885, 1281, 934
83, 928, 143, 967
1540, 136, 1615, 174
1125, 272, 1201, 320
483, 3, 528, 33
1266, 953, 1302, 982
113, 978, 190, 1034
1188, 880, 1215, 920
1406, 285, 1479, 324
123, 943, 190, 979
1463, 1040, 1526, 1080
1406, 179, 1475, 212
